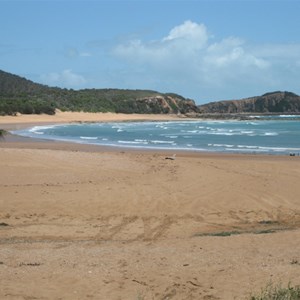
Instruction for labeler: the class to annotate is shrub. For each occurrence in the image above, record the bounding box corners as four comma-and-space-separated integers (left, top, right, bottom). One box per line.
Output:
250, 282, 300, 300
0, 129, 7, 139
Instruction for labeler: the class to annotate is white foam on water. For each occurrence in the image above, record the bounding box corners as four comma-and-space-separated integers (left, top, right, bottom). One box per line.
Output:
186, 130, 198, 133
258, 146, 300, 152
238, 145, 258, 149
12, 120, 299, 155
263, 132, 278, 136
210, 132, 235, 136
134, 139, 149, 144
118, 140, 148, 145
28, 125, 57, 132
151, 140, 175, 144
227, 148, 269, 153
80, 136, 98, 140
241, 131, 254, 134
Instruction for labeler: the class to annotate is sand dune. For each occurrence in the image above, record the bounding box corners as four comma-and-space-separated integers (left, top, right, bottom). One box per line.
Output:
1, 114, 300, 299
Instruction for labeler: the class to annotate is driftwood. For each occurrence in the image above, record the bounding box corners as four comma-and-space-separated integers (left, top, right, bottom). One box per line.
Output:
165, 154, 176, 160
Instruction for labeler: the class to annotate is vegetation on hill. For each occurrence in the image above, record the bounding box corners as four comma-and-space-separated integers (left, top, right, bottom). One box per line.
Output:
0, 70, 198, 115
198, 91, 300, 114
3, 70, 299, 116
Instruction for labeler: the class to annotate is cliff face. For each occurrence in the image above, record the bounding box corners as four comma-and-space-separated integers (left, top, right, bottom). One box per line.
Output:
136, 95, 199, 114
198, 91, 300, 114
0, 69, 198, 115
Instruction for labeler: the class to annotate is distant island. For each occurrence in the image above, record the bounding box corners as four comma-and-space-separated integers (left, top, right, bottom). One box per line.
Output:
1, 69, 300, 116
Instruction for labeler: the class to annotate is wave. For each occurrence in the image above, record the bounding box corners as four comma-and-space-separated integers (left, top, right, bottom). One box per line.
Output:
12, 120, 300, 155
209, 144, 235, 148
28, 125, 57, 132
150, 140, 175, 144
210, 132, 235, 136
263, 132, 278, 136
80, 136, 98, 140
241, 131, 254, 134
235, 145, 300, 153
118, 140, 149, 145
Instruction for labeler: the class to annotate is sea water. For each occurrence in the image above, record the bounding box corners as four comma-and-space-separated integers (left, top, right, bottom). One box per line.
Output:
13, 117, 300, 155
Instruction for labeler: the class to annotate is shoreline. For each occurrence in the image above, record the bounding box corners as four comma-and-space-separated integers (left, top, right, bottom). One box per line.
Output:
3, 136, 298, 160
2, 126, 298, 160
0, 112, 299, 158
1, 112, 300, 299
0, 111, 199, 155
0, 111, 299, 158
0, 111, 185, 127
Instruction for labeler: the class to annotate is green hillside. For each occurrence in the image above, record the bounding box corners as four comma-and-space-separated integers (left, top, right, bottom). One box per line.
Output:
0, 70, 199, 115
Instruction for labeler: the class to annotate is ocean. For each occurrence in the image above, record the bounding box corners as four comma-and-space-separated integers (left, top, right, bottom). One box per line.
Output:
13, 116, 300, 155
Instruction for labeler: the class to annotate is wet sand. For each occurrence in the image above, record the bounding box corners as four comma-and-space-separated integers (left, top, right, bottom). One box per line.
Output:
1, 113, 300, 299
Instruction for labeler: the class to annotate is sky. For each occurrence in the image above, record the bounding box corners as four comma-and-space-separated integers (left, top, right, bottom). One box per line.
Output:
1, 0, 300, 104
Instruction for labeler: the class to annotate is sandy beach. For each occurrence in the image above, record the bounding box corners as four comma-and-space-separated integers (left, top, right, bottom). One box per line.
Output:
1, 112, 300, 299
0, 111, 183, 125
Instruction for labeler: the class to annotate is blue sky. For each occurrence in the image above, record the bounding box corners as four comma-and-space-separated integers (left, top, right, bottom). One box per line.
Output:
1, 0, 300, 104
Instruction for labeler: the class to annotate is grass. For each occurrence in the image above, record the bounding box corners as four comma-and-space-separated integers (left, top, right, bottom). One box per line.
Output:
195, 231, 242, 237
195, 229, 279, 237
250, 282, 300, 300
0, 129, 7, 139
258, 220, 279, 225
0, 222, 9, 226
194, 220, 288, 238
290, 259, 299, 265
254, 229, 277, 234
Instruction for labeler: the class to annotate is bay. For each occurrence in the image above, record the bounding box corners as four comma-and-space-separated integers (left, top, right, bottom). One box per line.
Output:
13, 118, 300, 155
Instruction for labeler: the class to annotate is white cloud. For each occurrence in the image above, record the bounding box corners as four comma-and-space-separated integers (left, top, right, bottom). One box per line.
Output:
113, 20, 211, 68
252, 44, 300, 59
205, 37, 269, 69
163, 20, 208, 49
41, 69, 86, 88
40, 21, 299, 102
112, 20, 300, 101
113, 20, 269, 72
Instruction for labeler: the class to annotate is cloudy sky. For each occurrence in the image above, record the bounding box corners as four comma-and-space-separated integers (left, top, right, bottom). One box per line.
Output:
1, 0, 300, 104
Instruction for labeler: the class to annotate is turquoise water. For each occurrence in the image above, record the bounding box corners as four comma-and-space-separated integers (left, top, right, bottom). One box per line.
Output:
13, 117, 300, 155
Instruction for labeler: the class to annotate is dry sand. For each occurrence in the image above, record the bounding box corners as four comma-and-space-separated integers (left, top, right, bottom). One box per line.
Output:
1, 113, 300, 299
0, 111, 182, 125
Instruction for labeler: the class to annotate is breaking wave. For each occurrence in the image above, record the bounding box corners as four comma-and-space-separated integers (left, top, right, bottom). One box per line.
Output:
12, 119, 300, 155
